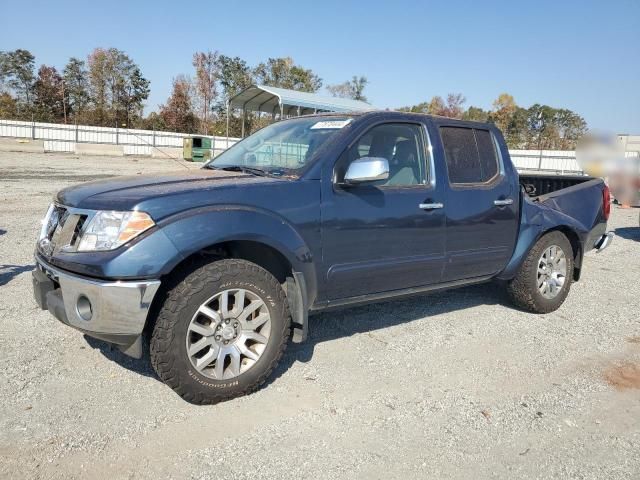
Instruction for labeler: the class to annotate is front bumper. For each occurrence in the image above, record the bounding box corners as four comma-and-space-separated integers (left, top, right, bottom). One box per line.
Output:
32, 256, 161, 358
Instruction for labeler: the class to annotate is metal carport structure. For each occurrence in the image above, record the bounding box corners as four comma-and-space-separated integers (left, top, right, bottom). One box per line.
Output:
227, 84, 374, 137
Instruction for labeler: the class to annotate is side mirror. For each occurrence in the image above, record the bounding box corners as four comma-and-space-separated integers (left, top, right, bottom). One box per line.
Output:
343, 157, 389, 185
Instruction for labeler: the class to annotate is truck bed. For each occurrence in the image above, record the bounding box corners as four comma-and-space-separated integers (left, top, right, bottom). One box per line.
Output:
519, 173, 594, 198
518, 174, 607, 253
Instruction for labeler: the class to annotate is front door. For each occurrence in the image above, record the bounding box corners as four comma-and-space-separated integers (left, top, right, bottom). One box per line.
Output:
321, 122, 446, 300
437, 124, 519, 281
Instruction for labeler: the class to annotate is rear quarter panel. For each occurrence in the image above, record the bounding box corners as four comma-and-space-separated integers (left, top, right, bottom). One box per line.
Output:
535, 178, 605, 229
497, 178, 606, 281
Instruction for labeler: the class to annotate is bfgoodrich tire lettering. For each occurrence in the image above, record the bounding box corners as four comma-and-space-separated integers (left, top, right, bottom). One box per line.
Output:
150, 259, 291, 404
506, 231, 574, 313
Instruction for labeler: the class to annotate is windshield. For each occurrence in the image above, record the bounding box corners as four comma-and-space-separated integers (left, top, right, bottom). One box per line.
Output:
206, 116, 354, 175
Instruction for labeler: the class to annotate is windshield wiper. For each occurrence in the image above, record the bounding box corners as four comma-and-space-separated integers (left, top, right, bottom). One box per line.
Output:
210, 165, 269, 177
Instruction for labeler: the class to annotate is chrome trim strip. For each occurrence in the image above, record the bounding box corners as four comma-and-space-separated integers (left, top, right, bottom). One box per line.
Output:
423, 124, 436, 189
491, 131, 507, 177
419, 202, 444, 210
38, 203, 55, 240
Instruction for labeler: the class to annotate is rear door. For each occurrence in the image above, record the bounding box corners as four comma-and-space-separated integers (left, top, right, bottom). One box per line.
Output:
437, 123, 519, 281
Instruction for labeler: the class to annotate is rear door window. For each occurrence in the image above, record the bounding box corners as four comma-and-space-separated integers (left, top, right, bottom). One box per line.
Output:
440, 127, 481, 183
474, 129, 499, 181
440, 126, 500, 184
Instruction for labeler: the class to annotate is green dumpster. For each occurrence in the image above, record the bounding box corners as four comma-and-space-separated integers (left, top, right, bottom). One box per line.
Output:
183, 137, 212, 162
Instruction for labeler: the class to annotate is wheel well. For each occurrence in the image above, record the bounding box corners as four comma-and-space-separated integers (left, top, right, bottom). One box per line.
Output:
144, 240, 294, 336
171, 240, 293, 285
543, 226, 582, 281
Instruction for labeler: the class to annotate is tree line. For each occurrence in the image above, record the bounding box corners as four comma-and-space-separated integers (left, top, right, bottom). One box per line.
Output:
1, 48, 587, 148
399, 93, 587, 150
0, 48, 366, 138
0, 48, 150, 129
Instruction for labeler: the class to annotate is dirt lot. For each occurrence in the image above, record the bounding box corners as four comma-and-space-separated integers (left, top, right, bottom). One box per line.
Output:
1, 151, 639, 479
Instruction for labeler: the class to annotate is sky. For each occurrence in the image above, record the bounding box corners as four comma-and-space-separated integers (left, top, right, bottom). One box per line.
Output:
1, 0, 638, 133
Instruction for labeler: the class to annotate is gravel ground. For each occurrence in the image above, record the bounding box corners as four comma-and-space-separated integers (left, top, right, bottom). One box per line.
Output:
1, 151, 639, 480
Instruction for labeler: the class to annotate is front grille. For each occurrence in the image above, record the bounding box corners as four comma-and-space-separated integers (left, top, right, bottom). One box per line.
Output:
45, 205, 67, 240
38, 204, 88, 256
70, 215, 87, 247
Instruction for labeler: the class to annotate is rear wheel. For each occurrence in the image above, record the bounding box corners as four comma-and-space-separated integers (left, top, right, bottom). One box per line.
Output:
150, 259, 291, 404
507, 231, 574, 313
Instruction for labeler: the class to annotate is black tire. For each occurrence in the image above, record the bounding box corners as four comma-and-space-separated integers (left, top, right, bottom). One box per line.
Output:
150, 259, 291, 405
506, 231, 574, 313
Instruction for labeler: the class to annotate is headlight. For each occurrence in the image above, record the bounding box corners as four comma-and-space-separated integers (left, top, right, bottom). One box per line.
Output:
77, 210, 155, 251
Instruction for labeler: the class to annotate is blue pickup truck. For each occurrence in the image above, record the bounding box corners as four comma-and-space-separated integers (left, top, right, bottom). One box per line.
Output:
32, 111, 613, 404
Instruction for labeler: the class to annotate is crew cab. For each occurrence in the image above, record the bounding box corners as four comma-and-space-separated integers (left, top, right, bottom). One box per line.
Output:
32, 111, 613, 404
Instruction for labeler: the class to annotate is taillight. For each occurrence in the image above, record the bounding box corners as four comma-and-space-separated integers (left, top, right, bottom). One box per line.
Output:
602, 183, 611, 221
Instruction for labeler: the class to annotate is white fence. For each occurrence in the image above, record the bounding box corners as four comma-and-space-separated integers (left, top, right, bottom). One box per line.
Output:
509, 149, 581, 173
1, 118, 585, 172
0, 119, 239, 157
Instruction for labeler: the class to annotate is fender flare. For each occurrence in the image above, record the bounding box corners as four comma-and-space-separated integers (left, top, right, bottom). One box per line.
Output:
156, 204, 318, 314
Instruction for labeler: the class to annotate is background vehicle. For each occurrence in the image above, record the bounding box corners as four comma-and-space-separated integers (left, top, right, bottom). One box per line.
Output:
32, 111, 613, 404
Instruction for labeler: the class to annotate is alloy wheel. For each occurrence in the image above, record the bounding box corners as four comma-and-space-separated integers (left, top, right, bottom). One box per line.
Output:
537, 244, 567, 299
186, 289, 271, 380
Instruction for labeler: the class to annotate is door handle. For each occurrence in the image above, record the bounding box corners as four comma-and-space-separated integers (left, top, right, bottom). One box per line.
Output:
419, 202, 444, 210
493, 199, 513, 206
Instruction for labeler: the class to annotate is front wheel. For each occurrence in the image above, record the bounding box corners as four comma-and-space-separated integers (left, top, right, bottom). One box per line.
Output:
150, 259, 291, 404
506, 231, 574, 313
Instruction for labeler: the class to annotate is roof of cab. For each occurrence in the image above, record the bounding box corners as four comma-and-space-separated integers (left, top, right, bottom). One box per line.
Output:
295, 109, 495, 130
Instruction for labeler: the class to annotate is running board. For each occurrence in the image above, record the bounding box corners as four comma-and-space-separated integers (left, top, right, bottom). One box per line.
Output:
312, 275, 495, 311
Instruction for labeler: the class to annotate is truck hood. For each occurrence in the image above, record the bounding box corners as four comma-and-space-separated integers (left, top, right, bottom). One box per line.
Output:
56, 168, 281, 213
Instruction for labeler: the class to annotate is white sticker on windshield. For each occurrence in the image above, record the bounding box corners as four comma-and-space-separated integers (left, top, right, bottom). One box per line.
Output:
310, 119, 352, 129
